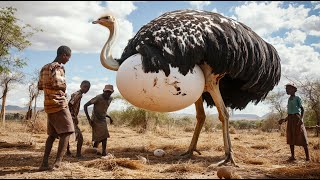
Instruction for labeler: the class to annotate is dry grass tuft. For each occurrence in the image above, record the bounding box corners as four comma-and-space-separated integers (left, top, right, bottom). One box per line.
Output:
243, 157, 265, 165
84, 158, 145, 171
184, 126, 194, 132
161, 144, 185, 152
270, 164, 320, 178
120, 146, 149, 153
83, 147, 100, 154
250, 144, 270, 150
229, 126, 236, 134
26, 112, 47, 134
162, 162, 204, 173
0, 141, 35, 149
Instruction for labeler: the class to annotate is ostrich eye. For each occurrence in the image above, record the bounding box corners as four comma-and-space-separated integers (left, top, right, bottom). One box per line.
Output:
105, 16, 110, 19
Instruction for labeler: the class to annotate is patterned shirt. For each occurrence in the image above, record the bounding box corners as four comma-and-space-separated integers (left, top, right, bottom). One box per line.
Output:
68, 90, 83, 125
38, 62, 68, 114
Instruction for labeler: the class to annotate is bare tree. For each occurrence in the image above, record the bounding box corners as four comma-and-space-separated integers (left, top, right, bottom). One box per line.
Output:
25, 83, 36, 120
296, 78, 320, 136
263, 90, 287, 134
25, 69, 41, 120
0, 71, 24, 125
264, 90, 287, 119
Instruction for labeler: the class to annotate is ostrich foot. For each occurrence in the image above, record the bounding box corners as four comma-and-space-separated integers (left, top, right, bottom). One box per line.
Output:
180, 149, 201, 158
217, 154, 239, 167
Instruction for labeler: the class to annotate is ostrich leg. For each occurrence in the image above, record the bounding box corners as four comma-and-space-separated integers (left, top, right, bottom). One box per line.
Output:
201, 64, 237, 167
180, 97, 206, 157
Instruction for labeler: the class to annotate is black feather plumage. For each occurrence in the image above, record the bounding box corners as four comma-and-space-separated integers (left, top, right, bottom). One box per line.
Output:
117, 9, 281, 110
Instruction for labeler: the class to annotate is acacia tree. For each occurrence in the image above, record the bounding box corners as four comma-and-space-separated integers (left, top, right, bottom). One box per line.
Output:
0, 72, 24, 125
0, 6, 41, 74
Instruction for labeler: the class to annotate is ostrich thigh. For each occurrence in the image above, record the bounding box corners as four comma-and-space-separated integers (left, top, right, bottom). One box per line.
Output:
116, 54, 205, 112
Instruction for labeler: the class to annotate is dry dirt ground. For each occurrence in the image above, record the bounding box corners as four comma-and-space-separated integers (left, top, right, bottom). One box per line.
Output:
0, 120, 319, 179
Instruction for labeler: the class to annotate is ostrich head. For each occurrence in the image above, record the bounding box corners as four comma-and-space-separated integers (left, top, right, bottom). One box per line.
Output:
92, 14, 119, 71
92, 15, 115, 29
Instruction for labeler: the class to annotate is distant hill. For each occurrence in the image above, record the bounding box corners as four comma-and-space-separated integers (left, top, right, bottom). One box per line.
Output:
230, 114, 261, 120
172, 112, 262, 121
1, 105, 265, 120
0, 105, 27, 111
0, 105, 43, 112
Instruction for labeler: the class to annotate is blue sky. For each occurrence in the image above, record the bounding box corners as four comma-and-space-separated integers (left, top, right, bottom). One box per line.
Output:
1, 1, 319, 117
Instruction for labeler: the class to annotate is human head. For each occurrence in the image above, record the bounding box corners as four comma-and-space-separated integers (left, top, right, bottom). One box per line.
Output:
285, 83, 297, 95
56, 45, 71, 64
80, 80, 91, 94
103, 84, 114, 97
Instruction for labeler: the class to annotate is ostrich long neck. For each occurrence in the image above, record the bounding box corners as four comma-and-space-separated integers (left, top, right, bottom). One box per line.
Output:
101, 21, 119, 71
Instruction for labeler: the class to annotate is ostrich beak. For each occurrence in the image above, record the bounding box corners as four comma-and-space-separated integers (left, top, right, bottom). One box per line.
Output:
92, 20, 99, 24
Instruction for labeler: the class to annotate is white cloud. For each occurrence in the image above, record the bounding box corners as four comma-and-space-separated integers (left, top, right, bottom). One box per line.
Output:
274, 44, 320, 81
284, 30, 307, 45
233, 1, 320, 99
189, 1, 211, 10
233, 1, 310, 37
211, 8, 218, 13
311, 43, 320, 49
311, 1, 320, 10
106, 1, 137, 18
71, 76, 82, 82
5, 83, 31, 107
301, 15, 320, 36
0, 1, 136, 57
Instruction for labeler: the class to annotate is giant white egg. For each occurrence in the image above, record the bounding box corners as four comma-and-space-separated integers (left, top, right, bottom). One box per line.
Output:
116, 54, 205, 112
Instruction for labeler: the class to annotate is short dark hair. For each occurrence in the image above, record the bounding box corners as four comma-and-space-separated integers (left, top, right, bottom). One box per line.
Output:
81, 80, 91, 86
57, 45, 71, 56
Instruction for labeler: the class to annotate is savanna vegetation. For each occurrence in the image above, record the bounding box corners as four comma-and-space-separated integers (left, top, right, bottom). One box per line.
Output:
0, 107, 320, 179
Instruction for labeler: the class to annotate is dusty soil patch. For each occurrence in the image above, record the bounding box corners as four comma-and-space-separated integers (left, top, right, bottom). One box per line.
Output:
0, 121, 319, 179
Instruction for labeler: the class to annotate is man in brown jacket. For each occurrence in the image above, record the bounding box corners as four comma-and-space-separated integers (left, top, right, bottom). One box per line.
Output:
38, 45, 74, 170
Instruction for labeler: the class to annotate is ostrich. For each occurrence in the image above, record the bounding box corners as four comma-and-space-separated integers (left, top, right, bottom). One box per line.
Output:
92, 9, 281, 166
